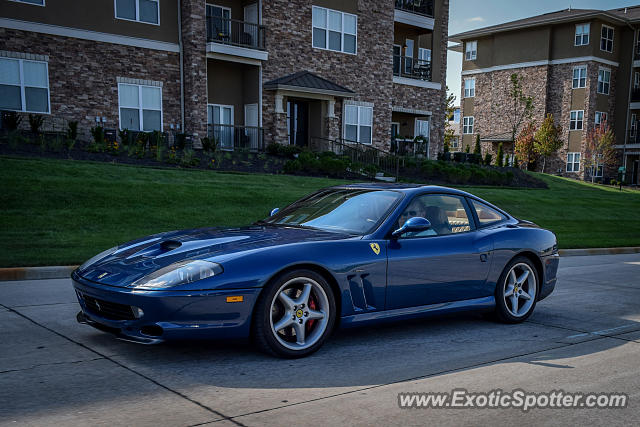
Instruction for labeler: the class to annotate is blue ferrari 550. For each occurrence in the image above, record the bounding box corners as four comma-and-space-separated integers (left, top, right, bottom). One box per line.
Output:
72, 184, 559, 357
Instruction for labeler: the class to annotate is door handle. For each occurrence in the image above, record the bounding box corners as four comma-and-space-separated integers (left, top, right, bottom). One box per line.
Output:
480, 253, 488, 262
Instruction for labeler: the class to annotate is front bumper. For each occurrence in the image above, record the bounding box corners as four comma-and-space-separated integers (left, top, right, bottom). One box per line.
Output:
72, 272, 261, 343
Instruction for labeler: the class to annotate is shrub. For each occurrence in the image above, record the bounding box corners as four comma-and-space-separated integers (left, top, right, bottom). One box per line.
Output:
484, 153, 493, 166
283, 159, 302, 174
201, 137, 214, 152
118, 129, 131, 146
175, 133, 187, 150
28, 114, 44, 134
496, 143, 504, 167
2, 111, 22, 131
181, 148, 199, 167
91, 126, 105, 144
266, 142, 302, 158
474, 134, 481, 155
67, 121, 78, 141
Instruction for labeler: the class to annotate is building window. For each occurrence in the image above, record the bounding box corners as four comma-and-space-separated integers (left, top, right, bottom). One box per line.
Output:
344, 104, 372, 144
391, 122, 400, 139
404, 39, 414, 74
597, 68, 611, 94
464, 78, 475, 97
600, 25, 614, 53
567, 152, 580, 172
575, 23, 590, 46
569, 110, 584, 131
10, 0, 45, 5
595, 111, 608, 127
463, 116, 474, 134
590, 155, 603, 178
465, 40, 477, 60
635, 72, 640, 89
0, 57, 50, 113
572, 66, 586, 89
451, 137, 459, 149
118, 83, 162, 131
631, 113, 637, 137
312, 6, 357, 54
115, 0, 159, 25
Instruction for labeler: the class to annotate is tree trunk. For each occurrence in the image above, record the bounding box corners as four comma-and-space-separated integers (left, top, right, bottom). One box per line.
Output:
541, 156, 546, 173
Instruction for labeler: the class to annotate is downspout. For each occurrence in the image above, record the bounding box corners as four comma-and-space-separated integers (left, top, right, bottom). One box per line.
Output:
178, 0, 185, 132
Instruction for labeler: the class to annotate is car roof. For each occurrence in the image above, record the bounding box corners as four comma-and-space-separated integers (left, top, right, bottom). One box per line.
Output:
329, 183, 477, 198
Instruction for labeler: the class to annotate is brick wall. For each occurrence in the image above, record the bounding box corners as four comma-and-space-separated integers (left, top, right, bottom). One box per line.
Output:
261, 0, 395, 150
0, 28, 181, 141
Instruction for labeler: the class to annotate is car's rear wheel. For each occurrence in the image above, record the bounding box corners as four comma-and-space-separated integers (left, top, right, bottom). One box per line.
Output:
253, 270, 336, 358
495, 256, 538, 323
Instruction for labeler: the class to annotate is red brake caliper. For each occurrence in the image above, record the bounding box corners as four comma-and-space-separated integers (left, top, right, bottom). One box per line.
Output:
306, 294, 317, 332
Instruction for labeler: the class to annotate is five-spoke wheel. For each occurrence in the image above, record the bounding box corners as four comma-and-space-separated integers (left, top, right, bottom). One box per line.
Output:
253, 270, 335, 357
495, 257, 539, 323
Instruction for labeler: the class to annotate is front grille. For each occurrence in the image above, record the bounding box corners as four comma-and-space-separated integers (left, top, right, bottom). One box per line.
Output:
82, 294, 135, 321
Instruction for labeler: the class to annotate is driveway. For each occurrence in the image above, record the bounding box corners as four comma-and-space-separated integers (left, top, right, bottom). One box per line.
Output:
1, 254, 639, 426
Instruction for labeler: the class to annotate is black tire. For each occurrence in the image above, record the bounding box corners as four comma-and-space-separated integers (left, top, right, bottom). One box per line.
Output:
252, 269, 336, 358
494, 256, 539, 324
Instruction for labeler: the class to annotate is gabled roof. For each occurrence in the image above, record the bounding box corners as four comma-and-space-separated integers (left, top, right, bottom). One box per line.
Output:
449, 7, 632, 43
264, 71, 356, 97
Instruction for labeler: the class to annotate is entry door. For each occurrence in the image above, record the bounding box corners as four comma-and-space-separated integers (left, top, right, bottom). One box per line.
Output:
415, 118, 430, 158
243, 3, 258, 46
287, 100, 309, 147
244, 103, 259, 150
385, 194, 493, 310
208, 104, 234, 150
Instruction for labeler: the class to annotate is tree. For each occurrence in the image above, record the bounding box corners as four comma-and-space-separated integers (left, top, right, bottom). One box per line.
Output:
496, 143, 504, 167
514, 122, 536, 170
584, 122, 617, 183
474, 134, 481, 155
533, 114, 563, 173
444, 88, 457, 152
507, 73, 535, 144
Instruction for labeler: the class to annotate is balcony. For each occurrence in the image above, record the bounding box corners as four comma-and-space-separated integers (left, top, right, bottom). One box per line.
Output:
206, 16, 268, 61
395, 0, 434, 17
393, 55, 433, 87
207, 124, 264, 152
632, 88, 640, 102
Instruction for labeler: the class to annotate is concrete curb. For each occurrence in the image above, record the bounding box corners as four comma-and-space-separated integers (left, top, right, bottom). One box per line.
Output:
558, 247, 640, 257
1, 247, 640, 281
0, 265, 78, 282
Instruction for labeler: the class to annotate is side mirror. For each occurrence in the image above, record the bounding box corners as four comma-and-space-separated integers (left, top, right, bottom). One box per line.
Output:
392, 217, 431, 238
269, 208, 280, 217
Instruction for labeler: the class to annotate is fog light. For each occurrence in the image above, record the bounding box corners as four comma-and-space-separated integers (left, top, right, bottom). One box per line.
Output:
133, 306, 144, 318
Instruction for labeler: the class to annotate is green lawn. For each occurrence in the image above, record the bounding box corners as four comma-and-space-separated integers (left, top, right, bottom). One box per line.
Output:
1, 156, 639, 267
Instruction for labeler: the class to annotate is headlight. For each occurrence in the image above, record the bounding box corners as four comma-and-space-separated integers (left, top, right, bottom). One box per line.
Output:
78, 246, 118, 272
132, 260, 223, 289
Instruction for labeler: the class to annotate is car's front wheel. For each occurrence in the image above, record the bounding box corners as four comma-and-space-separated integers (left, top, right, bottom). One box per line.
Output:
495, 256, 539, 323
253, 270, 336, 358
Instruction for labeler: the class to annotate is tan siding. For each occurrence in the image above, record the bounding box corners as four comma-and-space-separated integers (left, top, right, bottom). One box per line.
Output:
568, 131, 583, 151
570, 88, 586, 109
207, 59, 259, 126
550, 21, 594, 60
1, 0, 178, 44
462, 97, 474, 115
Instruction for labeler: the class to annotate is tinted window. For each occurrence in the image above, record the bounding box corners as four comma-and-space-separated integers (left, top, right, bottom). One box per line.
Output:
470, 199, 507, 227
397, 194, 472, 238
265, 189, 402, 235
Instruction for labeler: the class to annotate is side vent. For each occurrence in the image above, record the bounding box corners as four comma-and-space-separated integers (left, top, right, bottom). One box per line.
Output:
347, 273, 376, 312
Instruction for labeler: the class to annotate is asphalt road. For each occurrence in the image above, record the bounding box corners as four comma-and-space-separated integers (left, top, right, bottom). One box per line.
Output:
1, 254, 639, 426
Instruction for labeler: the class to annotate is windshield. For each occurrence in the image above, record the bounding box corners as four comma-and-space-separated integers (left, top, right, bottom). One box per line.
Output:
262, 189, 402, 235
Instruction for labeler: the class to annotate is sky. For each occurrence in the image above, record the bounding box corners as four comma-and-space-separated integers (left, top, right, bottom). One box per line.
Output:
446, 0, 640, 105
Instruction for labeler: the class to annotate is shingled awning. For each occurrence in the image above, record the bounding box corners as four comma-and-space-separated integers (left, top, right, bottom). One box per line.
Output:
264, 71, 356, 98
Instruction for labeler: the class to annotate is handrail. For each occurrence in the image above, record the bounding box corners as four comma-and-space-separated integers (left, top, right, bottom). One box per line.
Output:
205, 16, 266, 50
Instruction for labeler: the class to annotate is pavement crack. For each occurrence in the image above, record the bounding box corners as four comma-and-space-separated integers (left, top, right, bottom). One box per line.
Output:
525, 319, 640, 344
0, 303, 247, 427
0, 357, 104, 375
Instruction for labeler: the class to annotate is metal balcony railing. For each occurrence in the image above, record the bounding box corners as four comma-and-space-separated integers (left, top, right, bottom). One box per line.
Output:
393, 55, 432, 81
635, 44, 640, 60
208, 124, 265, 151
206, 16, 266, 50
394, 0, 434, 17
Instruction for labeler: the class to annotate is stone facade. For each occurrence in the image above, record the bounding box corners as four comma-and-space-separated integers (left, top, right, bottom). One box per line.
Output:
262, 0, 395, 150
461, 62, 618, 179
0, 27, 181, 141
181, 0, 208, 139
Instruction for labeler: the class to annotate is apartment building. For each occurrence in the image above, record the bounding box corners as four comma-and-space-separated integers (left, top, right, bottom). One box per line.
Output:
0, 0, 449, 156
450, 6, 640, 184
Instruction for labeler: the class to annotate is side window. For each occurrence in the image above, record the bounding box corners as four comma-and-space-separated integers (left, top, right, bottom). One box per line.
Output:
469, 199, 507, 227
397, 194, 473, 238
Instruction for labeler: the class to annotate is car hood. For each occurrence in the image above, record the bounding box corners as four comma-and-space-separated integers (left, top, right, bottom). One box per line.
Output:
78, 226, 352, 287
